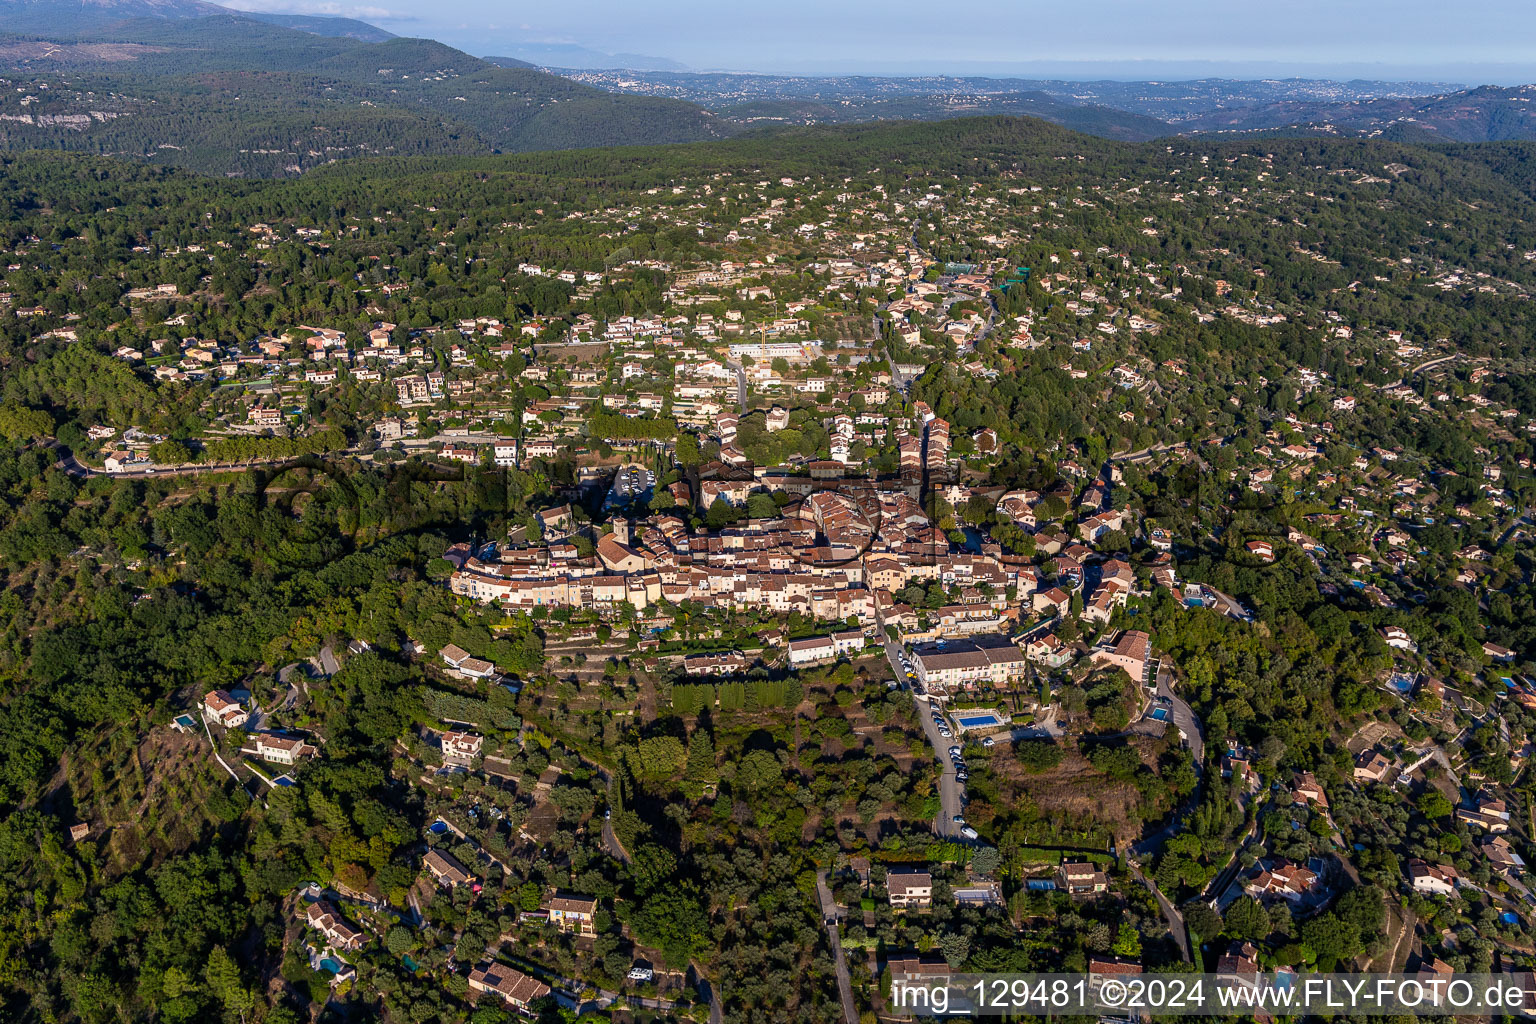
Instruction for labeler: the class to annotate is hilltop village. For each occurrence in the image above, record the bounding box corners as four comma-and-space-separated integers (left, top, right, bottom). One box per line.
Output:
4, 123, 1536, 1023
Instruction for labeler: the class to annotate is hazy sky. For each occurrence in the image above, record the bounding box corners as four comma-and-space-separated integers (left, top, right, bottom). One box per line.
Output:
222, 0, 1536, 81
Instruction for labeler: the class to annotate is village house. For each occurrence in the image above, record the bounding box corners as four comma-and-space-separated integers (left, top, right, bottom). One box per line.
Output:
468, 962, 551, 1010
253, 734, 318, 765
1409, 859, 1459, 896
1087, 957, 1143, 996
440, 730, 483, 767
439, 644, 496, 680
1481, 835, 1526, 873
1025, 632, 1073, 668
1215, 941, 1261, 992
1089, 629, 1150, 682
304, 900, 364, 951
249, 406, 283, 428
1292, 772, 1329, 809
1032, 587, 1071, 619
683, 651, 749, 677
103, 450, 149, 473
423, 849, 474, 888
1456, 793, 1510, 833
1057, 860, 1109, 896
885, 956, 952, 982
201, 689, 248, 729
787, 630, 866, 668
886, 869, 933, 909
1243, 859, 1319, 902
548, 893, 598, 936
1353, 748, 1391, 783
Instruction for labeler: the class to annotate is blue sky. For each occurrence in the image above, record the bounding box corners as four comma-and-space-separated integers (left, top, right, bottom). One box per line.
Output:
222, 0, 1536, 82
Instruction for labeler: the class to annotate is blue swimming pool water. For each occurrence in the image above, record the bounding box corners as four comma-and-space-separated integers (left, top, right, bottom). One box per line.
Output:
1151, 708, 1169, 721
319, 958, 342, 974
428, 820, 448, 834
1502, 912, 1519, 925
956, 713, 1001, 729
1184, 597, 1205, 608
1388, 674, 1414, 694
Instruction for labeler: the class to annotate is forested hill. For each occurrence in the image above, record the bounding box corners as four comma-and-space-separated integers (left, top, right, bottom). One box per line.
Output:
0, 0, 393, 39
0, 17, 732, 176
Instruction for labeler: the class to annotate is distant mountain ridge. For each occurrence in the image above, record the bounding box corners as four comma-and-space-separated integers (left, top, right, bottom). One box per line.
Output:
560, 68, 1536, 144
0, 0, 393, 40
231, 10, 394, 42
0, 11, 731, 175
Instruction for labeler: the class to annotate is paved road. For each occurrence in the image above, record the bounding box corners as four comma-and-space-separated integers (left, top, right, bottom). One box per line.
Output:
599, 776, 631, 864
721, 361, 748, 413
815, 870, 859, 1024
1403, 353, 1458, 383
1156, 668, 1204, 764
873, 625, 962, 837
318, 644, 341, 677
55, 451, 302, 479
1128, 862, 1191, 963
694, 970, 724, 1024
600, 816, 630, 864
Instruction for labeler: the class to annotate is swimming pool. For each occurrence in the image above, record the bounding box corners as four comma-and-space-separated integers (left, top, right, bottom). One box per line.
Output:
1502, 912, 1519, 925
428, 820, 448, 835
319, 958, 342, 974
1388, 674, 1415, 694
1184, 597, 1205, 608
1151, 708, 1170, 721
955, 712, 1003, 730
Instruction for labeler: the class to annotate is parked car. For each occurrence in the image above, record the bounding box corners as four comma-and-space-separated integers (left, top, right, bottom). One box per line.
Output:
960, 826, 979, 840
